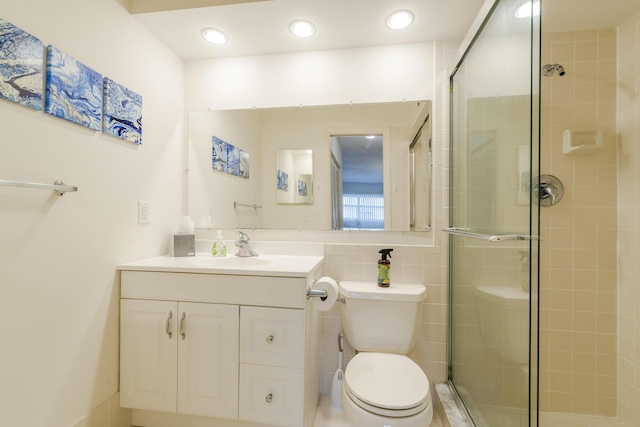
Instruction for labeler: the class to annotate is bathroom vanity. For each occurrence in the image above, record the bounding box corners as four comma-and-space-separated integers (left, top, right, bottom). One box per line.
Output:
118, 244, 324, 427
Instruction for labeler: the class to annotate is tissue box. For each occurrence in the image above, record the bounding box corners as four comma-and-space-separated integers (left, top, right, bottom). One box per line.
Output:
174, 234, 195, 257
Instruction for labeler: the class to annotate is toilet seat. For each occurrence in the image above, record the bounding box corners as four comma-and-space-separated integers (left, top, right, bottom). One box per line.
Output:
344, 352, 430, 417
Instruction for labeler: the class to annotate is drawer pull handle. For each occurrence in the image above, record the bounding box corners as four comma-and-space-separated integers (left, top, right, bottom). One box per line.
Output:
180, 312, 186, 340
265, 393, 273, 403
166, 311, 173, 339
266, 335, 274, 344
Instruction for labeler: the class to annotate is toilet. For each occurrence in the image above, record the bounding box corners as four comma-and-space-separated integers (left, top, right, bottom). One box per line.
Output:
338, 281, 432, 427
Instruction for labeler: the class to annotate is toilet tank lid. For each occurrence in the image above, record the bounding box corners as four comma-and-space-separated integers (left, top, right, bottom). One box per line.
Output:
338, 281, 426, 302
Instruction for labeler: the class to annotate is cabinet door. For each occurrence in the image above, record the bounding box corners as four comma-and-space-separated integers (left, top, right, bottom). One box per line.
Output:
177, 302, 239, 419
120, 299, 177, 412
240, 306, 305, 368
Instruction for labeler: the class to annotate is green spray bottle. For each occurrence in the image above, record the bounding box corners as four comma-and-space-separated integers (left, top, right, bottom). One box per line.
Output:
377, 248, 393, 287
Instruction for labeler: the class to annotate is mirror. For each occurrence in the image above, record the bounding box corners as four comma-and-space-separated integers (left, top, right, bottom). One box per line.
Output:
276, 150, 313, 204
187, 101, 431, 231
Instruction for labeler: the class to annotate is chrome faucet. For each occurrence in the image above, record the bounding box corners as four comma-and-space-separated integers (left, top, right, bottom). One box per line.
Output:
235, 231, 258, 257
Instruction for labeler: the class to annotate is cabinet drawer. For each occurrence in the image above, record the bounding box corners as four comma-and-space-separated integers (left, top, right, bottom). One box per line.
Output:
240, 306, 305, 368
239, 364, 303, 427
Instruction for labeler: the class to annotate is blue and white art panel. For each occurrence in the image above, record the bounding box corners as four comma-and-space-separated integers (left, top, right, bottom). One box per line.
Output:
103, 77, 142, 144
277, 170, 288, 191
212, 136, 227, 172
239, 149, 250, 179
0, 18, 43, 110
226, 143, 241, 177
45, 45, 102, 130
298, 179, 307, 197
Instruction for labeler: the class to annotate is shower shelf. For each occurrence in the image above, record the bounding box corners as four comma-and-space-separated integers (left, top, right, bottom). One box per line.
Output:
444, 227, 539, 242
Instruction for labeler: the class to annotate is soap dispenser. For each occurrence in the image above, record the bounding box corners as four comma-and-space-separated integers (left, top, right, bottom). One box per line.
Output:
377, 248, 393, 287
212, 230, 227, 257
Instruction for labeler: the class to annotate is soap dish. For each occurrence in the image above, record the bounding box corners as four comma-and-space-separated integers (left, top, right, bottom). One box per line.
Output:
562, 129, 604, 155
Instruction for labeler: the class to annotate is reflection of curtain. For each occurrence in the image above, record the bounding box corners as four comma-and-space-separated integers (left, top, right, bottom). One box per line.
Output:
330, 155, 342, 230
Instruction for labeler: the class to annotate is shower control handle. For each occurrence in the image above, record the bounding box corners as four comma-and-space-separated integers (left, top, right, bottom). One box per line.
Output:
540, 183, 557, 204
534, 174, 564, 207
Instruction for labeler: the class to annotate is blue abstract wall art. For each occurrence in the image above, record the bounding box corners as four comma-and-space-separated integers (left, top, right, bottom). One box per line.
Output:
103, 77, 142, 144
277, 169, 288, 191
0, 18, 43, 110
45, 45, 102, 130
226, 143, 241, 177
239, 150, 250, 179
212, 136, 249, 179
298, 179, 307, 197
212, 135, 227, 172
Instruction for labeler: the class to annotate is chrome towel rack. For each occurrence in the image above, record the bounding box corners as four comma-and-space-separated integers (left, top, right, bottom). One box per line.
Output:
0, 179, 78, 196
234, 201, 262, 209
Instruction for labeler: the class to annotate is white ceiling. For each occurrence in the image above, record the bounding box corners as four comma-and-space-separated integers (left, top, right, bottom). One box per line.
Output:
131, 0, 486, 60
130, 0, 640, 61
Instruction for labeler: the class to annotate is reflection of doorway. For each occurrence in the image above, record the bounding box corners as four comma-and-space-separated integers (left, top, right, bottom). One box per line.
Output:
330, 135, 383, 230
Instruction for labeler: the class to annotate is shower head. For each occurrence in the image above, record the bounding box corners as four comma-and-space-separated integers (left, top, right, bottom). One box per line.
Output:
542, 63, 565, 77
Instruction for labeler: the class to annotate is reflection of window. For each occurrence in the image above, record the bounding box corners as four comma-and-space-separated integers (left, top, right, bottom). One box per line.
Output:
342, 194, 384, 230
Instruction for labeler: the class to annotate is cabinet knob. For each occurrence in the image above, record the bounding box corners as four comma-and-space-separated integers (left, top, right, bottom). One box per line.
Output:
265, 393, 273, 403
266, 335, 274, 344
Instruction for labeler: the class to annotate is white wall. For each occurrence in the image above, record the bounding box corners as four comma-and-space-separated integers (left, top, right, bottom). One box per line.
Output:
185, 42, 435, 110
0, 1, 184, 426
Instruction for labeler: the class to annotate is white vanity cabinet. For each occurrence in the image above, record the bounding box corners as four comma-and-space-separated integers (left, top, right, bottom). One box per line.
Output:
120, 299, 239, 418
118, 263, 321, 427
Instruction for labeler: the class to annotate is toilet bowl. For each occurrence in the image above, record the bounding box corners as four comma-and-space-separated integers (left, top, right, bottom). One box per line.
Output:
342, 352, 432, 427
337, 281, 432, 427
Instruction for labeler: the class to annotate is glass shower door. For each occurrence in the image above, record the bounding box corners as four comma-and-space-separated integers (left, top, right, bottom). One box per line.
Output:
448, 0, 540, 426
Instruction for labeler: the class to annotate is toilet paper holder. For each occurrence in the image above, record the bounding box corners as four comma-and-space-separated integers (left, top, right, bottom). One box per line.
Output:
306, 287, 328, 300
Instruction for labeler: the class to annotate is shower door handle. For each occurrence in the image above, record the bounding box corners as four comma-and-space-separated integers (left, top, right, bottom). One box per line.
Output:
443, 227, 539, 242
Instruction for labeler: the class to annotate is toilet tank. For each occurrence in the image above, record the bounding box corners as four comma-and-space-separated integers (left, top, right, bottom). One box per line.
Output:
338, 281, 426, 354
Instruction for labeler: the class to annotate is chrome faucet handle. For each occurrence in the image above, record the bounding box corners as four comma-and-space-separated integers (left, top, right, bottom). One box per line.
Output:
237, 231, 249, 242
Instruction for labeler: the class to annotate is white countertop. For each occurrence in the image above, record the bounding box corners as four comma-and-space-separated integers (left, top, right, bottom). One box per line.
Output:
118, 253, 324, 278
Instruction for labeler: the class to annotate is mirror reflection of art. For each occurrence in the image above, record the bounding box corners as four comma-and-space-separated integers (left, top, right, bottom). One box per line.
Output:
45, 45, 102, 130
277, 169, 289, 191
103, 77, 143, 144
0, 18, 43, 110
212, 136, 227, 172
297, 179, 307, 197
276, 149, 313, 205
239, 150, 250, 178
226, 143, 241, 176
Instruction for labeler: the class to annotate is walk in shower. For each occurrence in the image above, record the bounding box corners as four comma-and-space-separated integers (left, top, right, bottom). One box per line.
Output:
448, 0, 640, 426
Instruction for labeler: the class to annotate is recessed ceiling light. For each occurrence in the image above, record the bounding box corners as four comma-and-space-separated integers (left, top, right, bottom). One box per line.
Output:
289, 20, 316, 38
515, 1, 540, 18
201, 28, 228, 45
386, 10, 414, 30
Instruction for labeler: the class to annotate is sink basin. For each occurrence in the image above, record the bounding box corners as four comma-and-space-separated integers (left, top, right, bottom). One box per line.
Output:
188, 256, 271, 268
